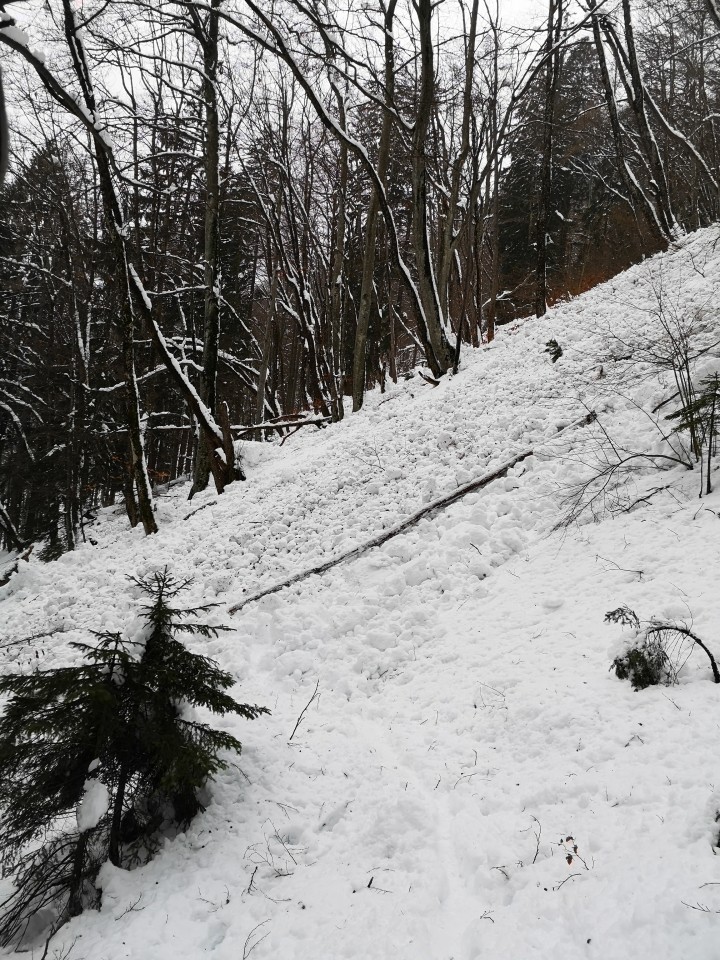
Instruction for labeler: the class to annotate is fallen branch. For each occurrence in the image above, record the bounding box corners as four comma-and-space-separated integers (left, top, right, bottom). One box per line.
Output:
288, 680, 320, 742
243, 919, 270, 960
232, 416, 330, 437
646, 622, 720, 684
621, 484, 671, 513
554, 872, 582, 891
0, 624, 69, 652
557, 449, 692, 529
595, 554, 644, 579
0, 545, 33, 588
183, 500, 218, 521
228, 411, 596, 614
652, 391, 680, 414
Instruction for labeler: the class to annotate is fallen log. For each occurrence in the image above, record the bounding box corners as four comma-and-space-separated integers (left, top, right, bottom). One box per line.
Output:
231, 416, 331, 438
0, 545, 33, 588
228, 411, 596, 615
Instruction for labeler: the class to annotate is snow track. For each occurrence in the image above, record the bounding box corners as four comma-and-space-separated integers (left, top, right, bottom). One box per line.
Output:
2, 228, 720, 959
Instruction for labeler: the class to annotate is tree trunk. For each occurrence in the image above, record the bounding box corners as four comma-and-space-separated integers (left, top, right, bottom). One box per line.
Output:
324, 15, 348, 421
59, 0, 159, 534
587, 0, 672, 245
486, 159, 501, 343
254, 310, 275, 440
411, 0, 453, 376
619, 0, 677, 238
109, 763, 129, 868
190, 0, 224, 495
352, 0, 398, 412
436, 0, 479, 321
68, 830, 91, 918
535, 0, 563, 318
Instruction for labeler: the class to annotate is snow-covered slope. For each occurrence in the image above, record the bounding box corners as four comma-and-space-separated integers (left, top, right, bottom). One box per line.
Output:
2, 228, 720, 960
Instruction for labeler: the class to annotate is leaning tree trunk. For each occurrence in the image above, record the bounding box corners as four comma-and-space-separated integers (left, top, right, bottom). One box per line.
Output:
587, 0, 672, 246
617, 0, 678, 238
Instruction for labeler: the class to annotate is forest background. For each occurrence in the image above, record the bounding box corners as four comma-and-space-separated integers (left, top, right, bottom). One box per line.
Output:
1, 0, 718, 553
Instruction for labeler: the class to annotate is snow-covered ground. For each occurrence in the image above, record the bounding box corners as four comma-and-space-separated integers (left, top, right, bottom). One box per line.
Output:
2, 228, 720, 960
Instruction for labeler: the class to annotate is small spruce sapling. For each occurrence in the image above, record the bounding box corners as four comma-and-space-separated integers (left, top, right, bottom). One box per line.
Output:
544, 339, 563, 363
0, 570, 268, 947
666, 371, 719, 495
606, 605, 720, 690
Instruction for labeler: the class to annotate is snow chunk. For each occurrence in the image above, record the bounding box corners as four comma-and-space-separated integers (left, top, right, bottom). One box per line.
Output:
76, 777, 110, 832
0, 25, 30, 46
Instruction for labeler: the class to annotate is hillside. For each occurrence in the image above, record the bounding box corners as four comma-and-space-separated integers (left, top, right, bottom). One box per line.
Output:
2, 228, 720, 960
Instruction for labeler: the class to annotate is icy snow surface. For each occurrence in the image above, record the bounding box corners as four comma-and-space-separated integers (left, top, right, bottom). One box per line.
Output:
3, 229, 720, 959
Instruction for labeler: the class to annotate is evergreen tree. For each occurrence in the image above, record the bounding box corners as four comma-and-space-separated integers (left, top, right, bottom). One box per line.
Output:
0, 570, 268, 947
667, 371, 720, 494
